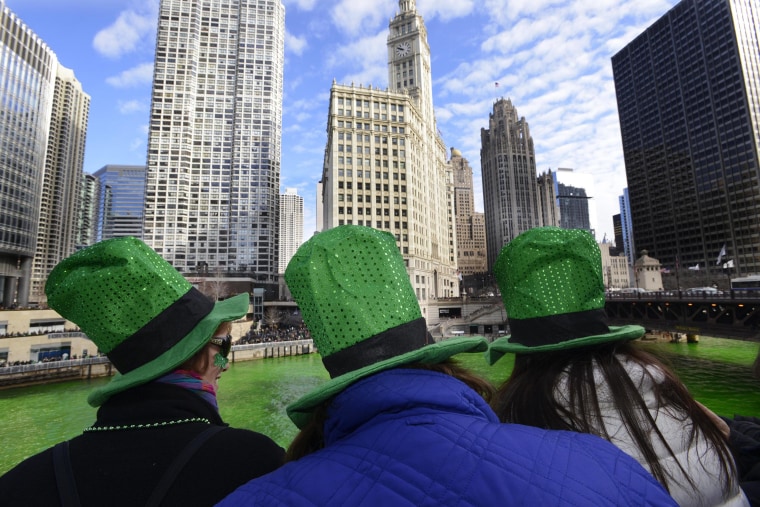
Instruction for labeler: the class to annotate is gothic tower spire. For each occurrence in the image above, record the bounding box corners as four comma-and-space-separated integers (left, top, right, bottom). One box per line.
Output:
399, 0, 415, 13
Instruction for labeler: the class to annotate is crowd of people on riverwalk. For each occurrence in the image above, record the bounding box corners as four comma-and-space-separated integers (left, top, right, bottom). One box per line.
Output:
235, 324, 311, 345
1, 228, 759, 506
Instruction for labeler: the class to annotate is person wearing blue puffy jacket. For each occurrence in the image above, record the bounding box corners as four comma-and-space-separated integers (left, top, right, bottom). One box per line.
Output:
219, 225, 677, 507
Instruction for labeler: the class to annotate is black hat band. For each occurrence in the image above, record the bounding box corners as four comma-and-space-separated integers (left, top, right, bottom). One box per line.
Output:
322, 317, 430, 378
107, 287, 214, 373
509, 308, 611, 347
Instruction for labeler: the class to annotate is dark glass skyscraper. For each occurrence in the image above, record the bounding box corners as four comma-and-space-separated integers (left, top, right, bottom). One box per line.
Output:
612, 0, 760, 275
93, 165, 146, 241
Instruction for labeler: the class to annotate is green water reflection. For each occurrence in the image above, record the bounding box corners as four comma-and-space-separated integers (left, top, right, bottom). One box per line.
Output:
1, 337, 759, 475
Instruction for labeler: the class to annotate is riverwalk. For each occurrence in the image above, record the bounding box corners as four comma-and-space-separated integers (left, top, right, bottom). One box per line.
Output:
0, 339, 314, 389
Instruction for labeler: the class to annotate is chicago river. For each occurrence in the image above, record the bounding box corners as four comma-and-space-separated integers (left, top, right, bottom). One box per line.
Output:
1, 336, 759, 475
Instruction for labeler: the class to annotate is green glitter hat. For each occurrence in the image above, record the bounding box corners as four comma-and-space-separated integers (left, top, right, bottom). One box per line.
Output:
487, 227, 644, 364
45, 237, 249, 407
285, 225, 488, 429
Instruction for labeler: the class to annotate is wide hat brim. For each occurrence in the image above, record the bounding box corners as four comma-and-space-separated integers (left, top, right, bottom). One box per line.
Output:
87, 293, 249, 407
287, 336, 488, 429
486, 324, 645, 365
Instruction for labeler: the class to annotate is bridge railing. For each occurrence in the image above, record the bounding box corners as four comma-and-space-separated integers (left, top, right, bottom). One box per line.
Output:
606, 289, 760, 301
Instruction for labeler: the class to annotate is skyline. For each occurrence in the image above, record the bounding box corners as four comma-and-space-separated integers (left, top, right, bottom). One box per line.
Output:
4, 0, 680, 244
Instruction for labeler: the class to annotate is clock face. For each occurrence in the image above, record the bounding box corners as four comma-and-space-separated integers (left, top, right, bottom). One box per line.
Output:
395, 41, 411, 58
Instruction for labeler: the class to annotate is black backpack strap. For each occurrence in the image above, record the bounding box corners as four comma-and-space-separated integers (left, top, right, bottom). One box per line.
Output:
145, 425, 226, 507
53, 441, 82, 507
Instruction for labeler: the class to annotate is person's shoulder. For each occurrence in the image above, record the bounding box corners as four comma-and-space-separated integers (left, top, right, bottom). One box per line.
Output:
206, 425, 285, 466
0, 446, 59, 505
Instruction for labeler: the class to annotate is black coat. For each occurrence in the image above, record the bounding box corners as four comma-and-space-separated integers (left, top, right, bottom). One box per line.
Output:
0, 382, 285, 506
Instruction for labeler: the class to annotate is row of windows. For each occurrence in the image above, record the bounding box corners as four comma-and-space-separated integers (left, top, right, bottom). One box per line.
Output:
335, 122, 406, 135
336, 134, 405, 146
337, 172, 407, 182
338, 207, 408, 217
338, 194, 407, 204
338, 182, 407, 193
335, 99, 404, 112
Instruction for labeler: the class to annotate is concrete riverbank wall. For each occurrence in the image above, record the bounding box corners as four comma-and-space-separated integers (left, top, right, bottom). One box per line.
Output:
0, 340, 314, 390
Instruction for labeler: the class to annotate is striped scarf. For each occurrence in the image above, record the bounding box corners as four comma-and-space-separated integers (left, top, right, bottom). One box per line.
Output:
156, 369, 219, 411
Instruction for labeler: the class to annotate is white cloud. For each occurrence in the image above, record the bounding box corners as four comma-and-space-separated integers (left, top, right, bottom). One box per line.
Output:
105, 62, 154, 88
330, 0, 396, 37
93, 3, 157, 58
282, 0, 319, 9
286, 31, 308, 56
117, 99, 148, 114
417, 0, 476, 21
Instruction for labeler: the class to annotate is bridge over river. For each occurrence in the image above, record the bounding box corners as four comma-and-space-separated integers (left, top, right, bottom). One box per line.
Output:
605, 291, 760, 341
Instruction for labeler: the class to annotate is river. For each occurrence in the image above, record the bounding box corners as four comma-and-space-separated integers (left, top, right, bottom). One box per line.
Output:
1, 336, 759, 474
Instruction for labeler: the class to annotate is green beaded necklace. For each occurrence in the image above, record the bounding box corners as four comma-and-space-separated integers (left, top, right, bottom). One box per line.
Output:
83, 417, 211, 432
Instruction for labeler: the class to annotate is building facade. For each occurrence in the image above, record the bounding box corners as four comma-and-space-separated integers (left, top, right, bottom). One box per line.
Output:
618, 188, 635, 272
30, 64, 90, 304
450, 148, 487, 277
278, 188, 303, 273
320, 0, 459, 314
553, 167, 597, 236
0, 3, 90, 307
599, 242, 631, 289
142, 0, 285, 296
93, 165, 146, 241
77, 173, 99, 249
480, 98, 541, 272
612, 0, 760, 277
537, 170, 561, 231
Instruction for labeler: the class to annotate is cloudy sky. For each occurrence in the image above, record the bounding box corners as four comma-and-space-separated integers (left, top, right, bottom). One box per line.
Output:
4, 0, 679, 243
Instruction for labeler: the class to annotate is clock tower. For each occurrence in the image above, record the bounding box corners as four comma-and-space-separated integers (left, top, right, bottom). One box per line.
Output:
387, 0, 434, 125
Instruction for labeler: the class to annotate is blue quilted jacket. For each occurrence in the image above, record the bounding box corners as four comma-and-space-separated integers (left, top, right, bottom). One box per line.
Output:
219, 369, 676, 506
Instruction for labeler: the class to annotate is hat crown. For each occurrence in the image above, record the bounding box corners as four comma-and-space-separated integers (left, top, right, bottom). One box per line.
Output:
285, 225, 421, 357
45, 237, 192, 353
495, 227, 604, 320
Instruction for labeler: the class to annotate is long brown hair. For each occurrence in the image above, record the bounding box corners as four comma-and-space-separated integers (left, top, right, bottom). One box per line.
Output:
286, 359, 495, 462
491, 341, 736, 495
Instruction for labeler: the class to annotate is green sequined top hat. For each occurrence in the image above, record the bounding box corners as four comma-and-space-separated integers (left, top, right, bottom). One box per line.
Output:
487, 227, 644, 365
45, 236, 249, 407
284, 225, 488, 429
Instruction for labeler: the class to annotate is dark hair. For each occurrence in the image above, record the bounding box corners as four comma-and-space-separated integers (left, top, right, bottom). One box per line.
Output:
285, 359, 495, 462
491, 341, 736, 495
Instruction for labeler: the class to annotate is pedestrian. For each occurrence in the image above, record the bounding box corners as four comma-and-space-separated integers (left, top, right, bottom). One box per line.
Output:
488, 226, 747, 506
219, 225, 676, 506
0, 237, 284, 506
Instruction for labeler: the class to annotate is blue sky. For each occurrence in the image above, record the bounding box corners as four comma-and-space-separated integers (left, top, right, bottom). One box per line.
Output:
4, 0, 679, 243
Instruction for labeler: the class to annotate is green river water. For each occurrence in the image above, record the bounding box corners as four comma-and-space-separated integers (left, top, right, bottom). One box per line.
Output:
1, 336, 759, 475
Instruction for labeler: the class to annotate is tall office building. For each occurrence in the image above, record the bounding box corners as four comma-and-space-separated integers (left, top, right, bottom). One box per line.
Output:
78, 173, 99, 249
143, 0, 285, 295
619, 188, 635, 270
554, 167, 597, 237
612, 213, 624, 254
320, 0, 459, 312
612, 0, 760, 275
537, 170, 560, 231
481, 98, 541, 271
93, 165, 146, 241
556, 183, 590, 231
30, 64, 90, 304
0, 3, 88, 307
450, 148, 487, 277
278, 188, 303, 273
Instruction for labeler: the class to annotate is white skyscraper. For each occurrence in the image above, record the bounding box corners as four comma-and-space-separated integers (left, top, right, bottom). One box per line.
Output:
279, 188, 303, 273
143, 0, 285, 295
320, 0, 459, 315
